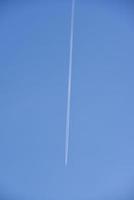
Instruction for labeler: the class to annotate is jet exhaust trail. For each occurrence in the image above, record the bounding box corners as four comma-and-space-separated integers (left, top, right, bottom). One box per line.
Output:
65, 0, 75, 166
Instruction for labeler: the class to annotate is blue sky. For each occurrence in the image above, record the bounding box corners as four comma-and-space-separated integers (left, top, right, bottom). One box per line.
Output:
0, 0, 134, 199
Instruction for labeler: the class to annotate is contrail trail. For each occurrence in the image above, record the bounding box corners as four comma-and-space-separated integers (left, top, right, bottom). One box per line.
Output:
65, 0, 75, 166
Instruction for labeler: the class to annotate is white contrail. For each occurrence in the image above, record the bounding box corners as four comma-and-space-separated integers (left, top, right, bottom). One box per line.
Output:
65, 0, 75, 166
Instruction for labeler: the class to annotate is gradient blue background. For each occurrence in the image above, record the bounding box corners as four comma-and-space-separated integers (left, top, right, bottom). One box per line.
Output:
0, 0, 134, 199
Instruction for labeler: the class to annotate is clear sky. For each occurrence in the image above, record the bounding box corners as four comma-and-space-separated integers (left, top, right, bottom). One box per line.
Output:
0, 0, 134, 199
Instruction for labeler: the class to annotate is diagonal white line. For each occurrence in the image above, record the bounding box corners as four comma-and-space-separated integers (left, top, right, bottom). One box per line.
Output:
65, 0, 75, 166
